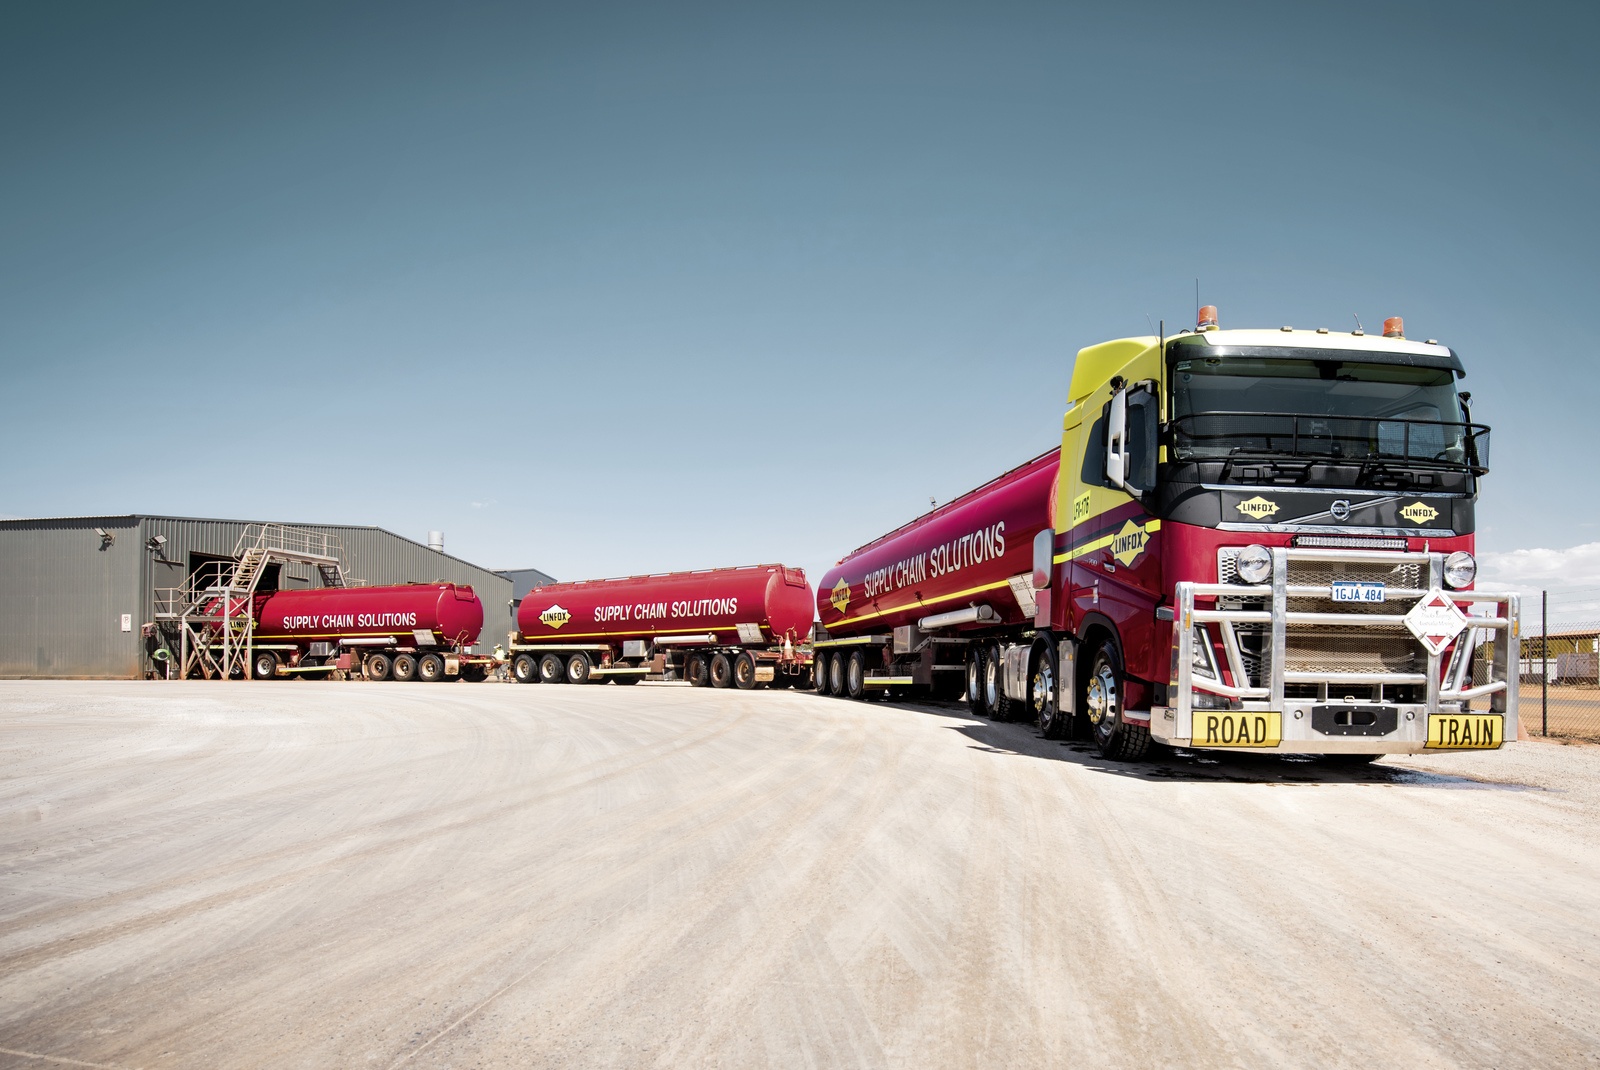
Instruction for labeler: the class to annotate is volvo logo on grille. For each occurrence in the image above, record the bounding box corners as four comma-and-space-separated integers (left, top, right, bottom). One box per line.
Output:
1330, 499, 1352, 522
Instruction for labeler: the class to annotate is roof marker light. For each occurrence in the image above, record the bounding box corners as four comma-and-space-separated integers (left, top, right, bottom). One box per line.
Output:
1316, 327, 1329, 334
1384, 316, 1405, 339
1280, 325, 1293, 332
1197, 305, 1219, 330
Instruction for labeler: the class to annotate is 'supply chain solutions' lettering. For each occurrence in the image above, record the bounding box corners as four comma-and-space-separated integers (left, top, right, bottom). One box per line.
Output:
594, 598, 739, 623
861, 522, 1006, 600
282, 612, 419, 631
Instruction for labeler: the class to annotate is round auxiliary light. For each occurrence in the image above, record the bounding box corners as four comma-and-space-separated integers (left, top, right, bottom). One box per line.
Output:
1235, 544, 1272, 585
1383, 316, 1405, 339
1197, 304, 1219, 330
1444, 551, 1477, 590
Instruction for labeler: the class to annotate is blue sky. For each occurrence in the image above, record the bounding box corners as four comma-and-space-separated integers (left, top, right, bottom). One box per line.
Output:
3, 1, 1597, 609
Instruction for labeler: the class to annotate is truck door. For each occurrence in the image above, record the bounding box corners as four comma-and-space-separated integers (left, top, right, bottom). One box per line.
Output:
1065, 380, 1165, 694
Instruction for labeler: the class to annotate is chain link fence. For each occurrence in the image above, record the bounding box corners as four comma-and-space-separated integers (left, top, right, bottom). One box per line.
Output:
1514, 585, 1600, 742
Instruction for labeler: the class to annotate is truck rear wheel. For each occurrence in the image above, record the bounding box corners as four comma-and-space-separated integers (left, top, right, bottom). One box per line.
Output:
733, 652, 758, 690
511, 653, 538, 683
365, 653, 391, 681
1083, 639, 1148, 761
539, 653, 565, 683
1031, 641, 1066, 739
566, 653, 592, 684
392, 653, 417, 682
417, 653, 446, 682
965, 648, 985, 716
252, 650, 280, 680
685, 653, 709, 687
828, 652, 847, 696
846, 650, 867, 700
813, 654, 831, 693
984, 642, 1015, 722
709, 652, 733, 688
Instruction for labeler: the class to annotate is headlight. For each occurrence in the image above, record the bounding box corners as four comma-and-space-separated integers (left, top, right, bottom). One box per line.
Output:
1444, 551, 1477, 590
1235, 544, 1271, 584
1191, 626, 1217, 679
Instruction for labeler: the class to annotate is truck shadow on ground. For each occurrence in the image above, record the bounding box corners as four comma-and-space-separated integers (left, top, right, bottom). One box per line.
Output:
884, 697, 1536, 789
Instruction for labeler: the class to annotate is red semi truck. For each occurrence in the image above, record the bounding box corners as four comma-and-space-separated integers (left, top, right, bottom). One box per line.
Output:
245, 583, 497, 682
813, 310, 1520, 761
509, 564, 815, 687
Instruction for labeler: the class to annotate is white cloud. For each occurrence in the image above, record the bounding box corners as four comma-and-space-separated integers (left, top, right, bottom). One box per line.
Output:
1478, 542, 1600, 627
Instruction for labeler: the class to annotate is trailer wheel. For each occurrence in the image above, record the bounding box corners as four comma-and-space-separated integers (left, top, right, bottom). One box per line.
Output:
1083, 639, 1149, 761
813, 654, 831, 693
252, 650, 280, 680
965, 648, 985, 716
566, 653, 592, 684
984, 642, 1015, 722
685, 653, 709, 687
709, 652, 733, 688
846, 650, 867, 700
365, 653, 392, 681
613, 670, 641, 685
1030, 640, 1066, 739
827, 651, 846, 696
392, 653, 417, 682
511, 653, 538, 683
539, 653, 565, 683
460, 664, 488, 683
417, 653, 446, 682
733, 652, 759, 690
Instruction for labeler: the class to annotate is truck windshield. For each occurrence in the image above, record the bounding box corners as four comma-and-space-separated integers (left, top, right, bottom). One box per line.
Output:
1169, 356, 1485, 469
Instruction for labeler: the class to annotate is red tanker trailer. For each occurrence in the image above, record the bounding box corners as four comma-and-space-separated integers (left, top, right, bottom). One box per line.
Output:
247, 583, 494, 682
813, 449, 1059, 701
510, 564, 815, 687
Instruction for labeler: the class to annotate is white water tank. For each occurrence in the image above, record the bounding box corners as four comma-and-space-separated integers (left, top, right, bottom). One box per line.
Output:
428, 531, 444, 553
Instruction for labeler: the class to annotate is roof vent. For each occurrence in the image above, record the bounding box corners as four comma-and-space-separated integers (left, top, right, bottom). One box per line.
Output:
428, 531, 444, 553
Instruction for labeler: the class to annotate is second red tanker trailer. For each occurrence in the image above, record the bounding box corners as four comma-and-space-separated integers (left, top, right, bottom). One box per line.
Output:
814, 309, 1519, 763
509, 564, 815, 687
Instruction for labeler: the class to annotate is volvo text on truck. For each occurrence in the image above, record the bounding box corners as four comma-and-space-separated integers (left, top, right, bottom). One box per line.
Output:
812, 309, 1518, 760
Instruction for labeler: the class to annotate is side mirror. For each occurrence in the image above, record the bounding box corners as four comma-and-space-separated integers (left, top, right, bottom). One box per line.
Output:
1105, 386, 1128, 489
1033, 528, 1055, 589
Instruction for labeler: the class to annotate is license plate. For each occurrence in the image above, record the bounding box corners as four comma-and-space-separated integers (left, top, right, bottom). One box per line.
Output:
1190, 711, 1282, 748
1332, 581, 1386, 603
1426, 714, 1503, 750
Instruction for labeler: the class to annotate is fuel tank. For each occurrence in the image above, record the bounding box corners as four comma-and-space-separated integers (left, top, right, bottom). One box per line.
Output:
817, 449, 1059, 638
254, 584, 485, 648
516, 565, 814, 647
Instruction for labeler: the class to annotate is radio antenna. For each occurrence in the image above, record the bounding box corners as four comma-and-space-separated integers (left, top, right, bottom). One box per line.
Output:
1195, 279, 1200, 325
1352, 312, 1363, 333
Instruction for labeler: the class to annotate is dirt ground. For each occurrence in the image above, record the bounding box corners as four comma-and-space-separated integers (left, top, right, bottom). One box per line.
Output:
1, 680, 1596, 1069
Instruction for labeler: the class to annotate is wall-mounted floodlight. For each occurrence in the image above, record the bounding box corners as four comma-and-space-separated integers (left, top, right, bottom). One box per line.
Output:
146, 534, 168, 552
94, 528, 115, 549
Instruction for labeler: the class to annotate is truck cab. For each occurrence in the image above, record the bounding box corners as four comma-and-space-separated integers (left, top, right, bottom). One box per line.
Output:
1047, 309, 1517, 758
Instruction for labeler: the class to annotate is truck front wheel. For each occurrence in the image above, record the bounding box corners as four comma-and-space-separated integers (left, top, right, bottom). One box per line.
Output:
1083, 640, 1148, 761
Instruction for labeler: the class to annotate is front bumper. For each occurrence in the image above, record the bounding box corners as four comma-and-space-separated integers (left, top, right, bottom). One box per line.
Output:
1154, 547, 1519, 753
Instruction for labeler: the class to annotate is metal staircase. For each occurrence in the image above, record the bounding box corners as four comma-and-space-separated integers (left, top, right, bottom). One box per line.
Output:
156, 524, 348, 681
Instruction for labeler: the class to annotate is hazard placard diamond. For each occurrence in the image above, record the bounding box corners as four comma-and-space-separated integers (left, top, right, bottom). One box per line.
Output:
1403, 589, 1469, 657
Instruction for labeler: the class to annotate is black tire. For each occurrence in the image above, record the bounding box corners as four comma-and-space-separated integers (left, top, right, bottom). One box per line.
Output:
769, 671, 793, 689
417, 653, 446, 682
391, 653, 417, 682
252, 650, 279, 680
965, 647, 986, 716
846, 650, 867, 699
1082, 638, 1149, 761
733, 652, 759, 690
613, 670, 641, 685
827, 651, 847, 696
1031, 640, 1067, 739
813, 654, 831, 693
985, 642, 1015, 722
566, 653, 591, 684
511, 653, 538, 684
685, 653, 709, 687
365, 652, 392, 681
709, 652, 733, 689
539, 653, 565, 683
460, 664, 488, 683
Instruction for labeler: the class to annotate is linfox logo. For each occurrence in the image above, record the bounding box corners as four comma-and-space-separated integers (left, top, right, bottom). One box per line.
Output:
1111, 520, 1148, 567
1236, 496, 1280, 520
539, 604, 572, 629
1399, 501, 1440, 524
830, 579, 851, 615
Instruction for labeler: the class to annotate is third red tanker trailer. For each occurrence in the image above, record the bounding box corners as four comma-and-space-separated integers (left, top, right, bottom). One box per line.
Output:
813, 309, 1519, 762
509, 564, 815, 687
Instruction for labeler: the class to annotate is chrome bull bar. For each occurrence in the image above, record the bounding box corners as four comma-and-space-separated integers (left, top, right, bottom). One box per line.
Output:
1165, 548, 1520, 750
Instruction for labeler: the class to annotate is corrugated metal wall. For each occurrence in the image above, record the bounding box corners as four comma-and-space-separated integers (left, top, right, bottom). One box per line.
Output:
0, 516, 516, 678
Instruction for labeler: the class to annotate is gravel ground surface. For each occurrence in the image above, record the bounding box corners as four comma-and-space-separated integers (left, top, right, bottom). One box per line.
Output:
0, 680, 1596, 1069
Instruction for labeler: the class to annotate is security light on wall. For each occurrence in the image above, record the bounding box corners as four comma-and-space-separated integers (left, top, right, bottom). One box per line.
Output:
146, 534, 167, 551
94, 528, 114, 549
